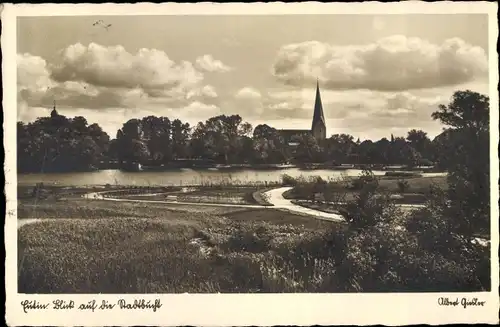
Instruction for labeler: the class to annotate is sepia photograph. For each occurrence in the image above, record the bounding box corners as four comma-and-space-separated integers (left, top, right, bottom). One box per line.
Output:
3, 2, 499, 326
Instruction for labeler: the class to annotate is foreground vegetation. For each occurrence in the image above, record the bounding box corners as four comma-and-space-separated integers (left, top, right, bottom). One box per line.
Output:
18, 167, 490, 294
18, 202, 489, 293
17, 175, 491, 293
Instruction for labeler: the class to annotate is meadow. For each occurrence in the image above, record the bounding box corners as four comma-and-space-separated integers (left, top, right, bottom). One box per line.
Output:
18, 200, 339, 293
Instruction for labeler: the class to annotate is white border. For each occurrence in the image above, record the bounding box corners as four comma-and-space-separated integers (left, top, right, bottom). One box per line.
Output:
3, 2, 499, 326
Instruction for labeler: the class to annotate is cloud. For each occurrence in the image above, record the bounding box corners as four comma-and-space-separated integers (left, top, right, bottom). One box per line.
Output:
17, 45, 221, 119
336, 91, 448, 135
272, 36, 488, 91
195, 54, 232, 73
17, 53, 128, 111
50, 43, 204, 97
20, 101, 222, 138
16, 49, 222, 137
260, 94, 311, 120
16, 54, 101, 113
178, 101, 221, 119
187, 85, 218, 99
17, 53, 55, 92
132, 101, 222, 121
264, 88, 385, 121
17, 102, 49, 123
235, 87, 262, 99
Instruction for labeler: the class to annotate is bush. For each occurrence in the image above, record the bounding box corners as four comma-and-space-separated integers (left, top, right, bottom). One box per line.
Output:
348, 170, 378, 191
397, 179, 410, 193
405, 207, 459, 254
281, 174, 298, 186
224, 226, 272, 253
333, 218, 490, 292
419, 158, 434, 166
290, 183, 316, 201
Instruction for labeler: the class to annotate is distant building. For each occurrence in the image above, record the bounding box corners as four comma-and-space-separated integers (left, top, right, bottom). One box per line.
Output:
50, 101, 59, 118
278, 80, 327, 143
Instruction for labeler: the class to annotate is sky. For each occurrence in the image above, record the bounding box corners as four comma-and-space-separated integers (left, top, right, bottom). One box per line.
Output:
16, 14, 490, 140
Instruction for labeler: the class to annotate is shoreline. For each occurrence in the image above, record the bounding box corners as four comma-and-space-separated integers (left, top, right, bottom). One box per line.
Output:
18, 163, 445, 175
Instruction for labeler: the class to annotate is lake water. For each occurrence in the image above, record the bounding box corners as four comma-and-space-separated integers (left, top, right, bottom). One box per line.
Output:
17, 168, 447, 187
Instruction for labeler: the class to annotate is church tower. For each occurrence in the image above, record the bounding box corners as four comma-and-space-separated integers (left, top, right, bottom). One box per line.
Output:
311, 80, 326, 140
50, 100, 59, 118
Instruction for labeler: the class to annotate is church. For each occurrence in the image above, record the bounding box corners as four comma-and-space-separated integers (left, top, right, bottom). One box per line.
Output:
278, 80, 327, 143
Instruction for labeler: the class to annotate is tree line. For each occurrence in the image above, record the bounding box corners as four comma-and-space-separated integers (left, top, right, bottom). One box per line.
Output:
17, 90, 487, 174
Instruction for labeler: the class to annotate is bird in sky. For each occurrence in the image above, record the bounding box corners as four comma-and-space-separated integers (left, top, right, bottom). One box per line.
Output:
92, 20, 112, 31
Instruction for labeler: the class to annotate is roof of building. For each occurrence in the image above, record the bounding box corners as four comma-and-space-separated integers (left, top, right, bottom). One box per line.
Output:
268, 80, 326, 139
311, 79, 326, 129
278, 129, 311, 139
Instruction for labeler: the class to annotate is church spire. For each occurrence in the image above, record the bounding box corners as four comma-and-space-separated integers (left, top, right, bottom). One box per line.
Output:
312, 79, 325, 129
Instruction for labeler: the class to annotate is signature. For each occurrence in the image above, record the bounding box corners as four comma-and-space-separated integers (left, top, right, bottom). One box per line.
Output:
438, 297, 486, 309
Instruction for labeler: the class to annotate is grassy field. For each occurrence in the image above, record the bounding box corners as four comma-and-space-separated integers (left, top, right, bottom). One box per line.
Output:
18, 198, 340, 293
283, 175, 447, 201
17, 182, 338, 293
18, 195, 330, 229
117, 186, 262, 205
18, 184, 267, 206
377, 176, 447, 192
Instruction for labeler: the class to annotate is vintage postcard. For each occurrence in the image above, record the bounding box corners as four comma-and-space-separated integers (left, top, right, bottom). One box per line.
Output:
3, 2, 499, 326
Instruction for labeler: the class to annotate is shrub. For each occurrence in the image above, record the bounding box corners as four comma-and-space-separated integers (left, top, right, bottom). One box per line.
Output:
281, 174, 298, 186
342, 170, 403, 230
290, 183, 316, 201
405, 207, 459, 254
224, 226, 272, 253
419, 158, 434, 166
397, 179, 410, 193
348, 170, 378, 191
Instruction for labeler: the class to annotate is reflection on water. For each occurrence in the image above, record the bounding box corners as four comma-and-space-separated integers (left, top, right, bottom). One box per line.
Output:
17, 168, 446, 187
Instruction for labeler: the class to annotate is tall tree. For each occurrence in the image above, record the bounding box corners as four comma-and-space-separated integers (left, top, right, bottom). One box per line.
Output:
191, 115, 253, 163
294, 133, 322, 163
116, 119, 149, 164
407, 129, 432, 161
141, 116, 172, 163
432, 90, 490, 238
325, 134, 355, 163
252, 124, 288, 164
171, 119, 191, 159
